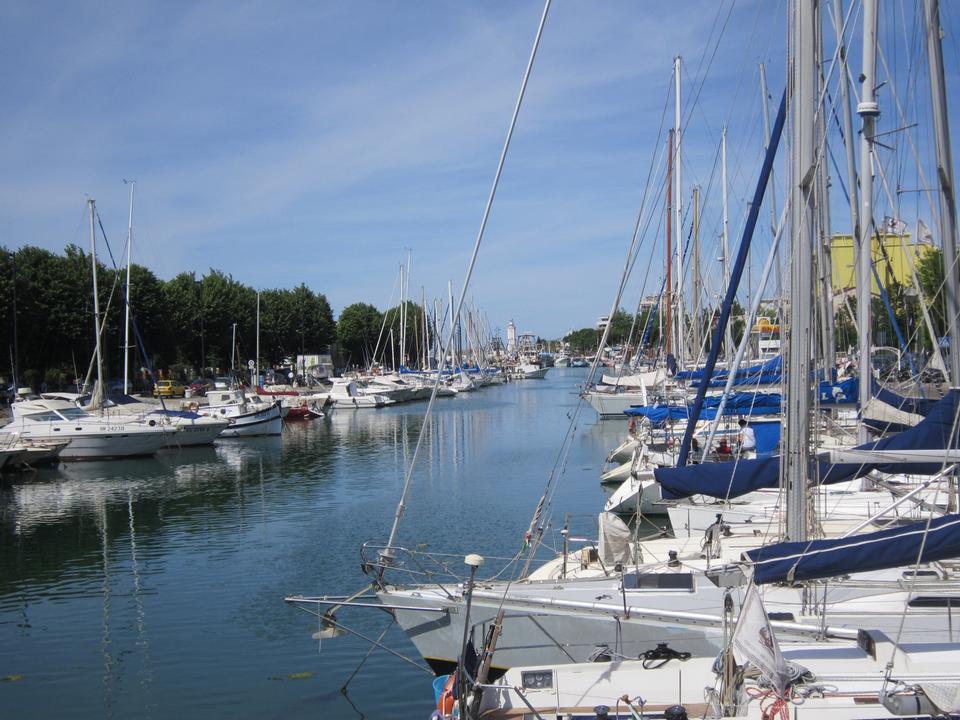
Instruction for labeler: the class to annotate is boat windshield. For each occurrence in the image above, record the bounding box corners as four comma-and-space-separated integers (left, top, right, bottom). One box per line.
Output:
25, 410, 63, 422
59, 408, 88, 420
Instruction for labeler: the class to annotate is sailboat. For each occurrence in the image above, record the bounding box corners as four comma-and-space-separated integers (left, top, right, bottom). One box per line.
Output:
288, 0, 960, 704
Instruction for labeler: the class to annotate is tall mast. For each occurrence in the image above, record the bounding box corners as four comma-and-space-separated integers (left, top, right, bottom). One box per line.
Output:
691, 185, 702, 356
231, 322, 237, 375
421, 286, 428, 370
665, 129, 674, 357
399, 261, 406, 369
758, 62, 777, 312
925, 0, 960, 386
815, 7, 836, 375
434, 298, 442, 369
857, 0, 879, 443
89, 199, 105, 394
405, 250, 412, 367
123, 180, 135, 395
721, 128, 734, 364
786, 0, 817, 543
255, 291, 260, 387
674, 56, 685, 367
448, 280, 455, 367
834, 0, 861, 344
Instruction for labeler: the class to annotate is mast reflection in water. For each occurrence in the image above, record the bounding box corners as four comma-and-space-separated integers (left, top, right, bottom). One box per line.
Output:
0, 370, 618, 719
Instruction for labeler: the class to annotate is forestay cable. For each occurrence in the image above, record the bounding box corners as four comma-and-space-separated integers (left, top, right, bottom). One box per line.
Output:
379, 0, 552, 570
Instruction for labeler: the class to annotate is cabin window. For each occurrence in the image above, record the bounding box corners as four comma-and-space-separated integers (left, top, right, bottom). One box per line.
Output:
623, 573, 694, 591
26, 411, 61, 421
908, 596, 960, 608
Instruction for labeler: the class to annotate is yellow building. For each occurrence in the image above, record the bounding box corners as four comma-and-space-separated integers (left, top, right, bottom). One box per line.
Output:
830, 232, 935, 296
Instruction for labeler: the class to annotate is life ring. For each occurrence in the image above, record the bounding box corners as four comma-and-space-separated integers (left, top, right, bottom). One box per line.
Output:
437, 672, 456, 716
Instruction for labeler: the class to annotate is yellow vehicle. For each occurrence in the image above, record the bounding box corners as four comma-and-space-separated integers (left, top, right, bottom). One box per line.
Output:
153, 380, 186, 398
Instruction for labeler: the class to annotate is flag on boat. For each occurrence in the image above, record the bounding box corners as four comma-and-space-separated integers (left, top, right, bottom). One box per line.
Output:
732, 585, 790, 696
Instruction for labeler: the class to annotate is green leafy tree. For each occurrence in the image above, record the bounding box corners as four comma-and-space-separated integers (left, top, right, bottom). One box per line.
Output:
382, 301, 425, 368
162, 272, 204, 368
917, 247, 946, 342
605, 308, 634, 345
564, 327, 599, 354
197, 270, 256, 372
337, 302, 383, 367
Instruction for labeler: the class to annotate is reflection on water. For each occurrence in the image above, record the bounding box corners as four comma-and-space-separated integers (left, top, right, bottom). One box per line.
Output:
0, 370, 623, 719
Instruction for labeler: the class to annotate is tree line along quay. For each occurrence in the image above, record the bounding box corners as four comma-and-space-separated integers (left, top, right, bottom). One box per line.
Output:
1, 242, 948, 391
0, 245, 427, 392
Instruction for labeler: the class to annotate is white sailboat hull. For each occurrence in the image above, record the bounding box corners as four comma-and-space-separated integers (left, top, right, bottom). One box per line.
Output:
215, 405, 283, 437
584, 391, 647, 418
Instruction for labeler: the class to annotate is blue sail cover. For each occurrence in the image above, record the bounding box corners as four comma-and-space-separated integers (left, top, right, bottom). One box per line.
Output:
746, 512, 960, 584
700, 372, 781, 388
751, 421, 781, 455
653, 456, 862, 500
625, 392, 782, 426
818, 377, 858, 405
674, 355, 782, 382
654, 389, 960, 500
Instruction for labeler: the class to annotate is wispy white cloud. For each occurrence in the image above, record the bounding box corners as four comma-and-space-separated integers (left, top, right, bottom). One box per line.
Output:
4, 0, 941, 337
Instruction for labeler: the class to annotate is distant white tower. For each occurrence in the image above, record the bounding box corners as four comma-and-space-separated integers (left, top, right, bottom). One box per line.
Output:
506, 320, 517, 354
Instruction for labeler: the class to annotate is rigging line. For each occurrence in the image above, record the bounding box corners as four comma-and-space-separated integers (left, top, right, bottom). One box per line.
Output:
875, 39, 940, 227
91, 211, 165, 391
892, 2, 921, 201
869, 36, 959, 342
615, 192, 668, 380
884, 398, 960, 678
720, 0, 776, 137
682, 0, 737, 139
78, 211, 126, 394
523, 68, 677, 573
524, 64, 675, 552
825, 102, 935, 374
381, 0, 551, 567
872, 138, 945, 374
618, 139, 671, 309
370, 265, 401, 368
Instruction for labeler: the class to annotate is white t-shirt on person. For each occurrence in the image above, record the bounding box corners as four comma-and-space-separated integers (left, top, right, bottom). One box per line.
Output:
740, 425, 756, 450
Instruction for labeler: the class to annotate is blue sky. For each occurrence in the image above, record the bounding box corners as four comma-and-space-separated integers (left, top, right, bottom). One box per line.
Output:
2, 1, 957, 339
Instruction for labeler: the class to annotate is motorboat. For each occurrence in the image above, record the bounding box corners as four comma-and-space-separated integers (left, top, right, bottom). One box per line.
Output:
325, 378, 393, 408
40, 391, 230, 446
201, 389, 283, 436
4, 397, 170, 459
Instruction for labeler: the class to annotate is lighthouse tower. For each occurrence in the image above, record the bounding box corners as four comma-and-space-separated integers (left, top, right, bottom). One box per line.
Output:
506, 320, 517, 354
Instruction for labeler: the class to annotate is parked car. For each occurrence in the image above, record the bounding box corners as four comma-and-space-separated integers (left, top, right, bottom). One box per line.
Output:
153, 380, 186, 398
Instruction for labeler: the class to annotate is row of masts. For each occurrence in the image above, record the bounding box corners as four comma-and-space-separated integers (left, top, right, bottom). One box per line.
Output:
368, 258, 502, 374
648, 0, 960, 539
658, 3, 957, 390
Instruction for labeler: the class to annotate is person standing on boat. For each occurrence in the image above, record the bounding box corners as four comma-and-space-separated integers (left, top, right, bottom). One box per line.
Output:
737, 418, 755, 455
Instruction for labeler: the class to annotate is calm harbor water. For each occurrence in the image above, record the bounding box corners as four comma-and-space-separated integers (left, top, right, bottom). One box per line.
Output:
1, 369, 626, 719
